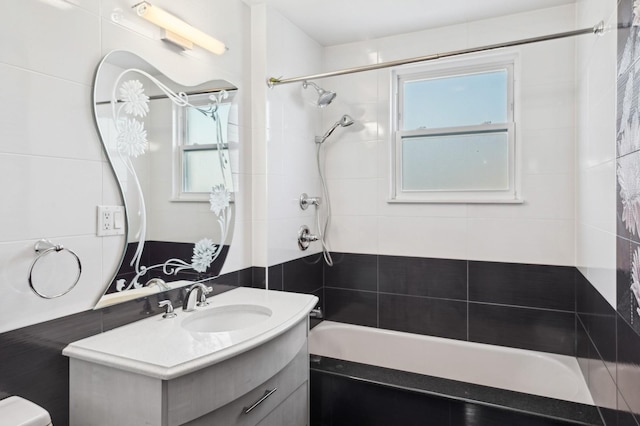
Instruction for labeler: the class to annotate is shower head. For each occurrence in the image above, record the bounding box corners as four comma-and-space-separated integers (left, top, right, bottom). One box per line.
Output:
337, 114, 354, 127
316, 114, 354, 144
303, 80, 337, 108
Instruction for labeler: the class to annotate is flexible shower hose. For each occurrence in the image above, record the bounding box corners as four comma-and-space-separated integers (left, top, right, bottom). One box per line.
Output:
316, 143, 333, 266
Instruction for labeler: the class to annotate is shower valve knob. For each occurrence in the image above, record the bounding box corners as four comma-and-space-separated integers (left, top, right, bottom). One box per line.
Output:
299, 193, 321, 210
298, 225, 319, 251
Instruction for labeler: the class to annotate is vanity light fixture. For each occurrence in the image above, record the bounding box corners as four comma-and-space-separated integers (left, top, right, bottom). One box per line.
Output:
132, 1, 227, 55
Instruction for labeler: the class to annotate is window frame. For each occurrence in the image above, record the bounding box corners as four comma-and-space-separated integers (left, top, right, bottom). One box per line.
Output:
171, 92, 232, 203
390, 51, 521, 204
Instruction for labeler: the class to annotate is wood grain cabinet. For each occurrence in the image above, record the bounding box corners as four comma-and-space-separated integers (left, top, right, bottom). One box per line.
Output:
69, 319, 310, 426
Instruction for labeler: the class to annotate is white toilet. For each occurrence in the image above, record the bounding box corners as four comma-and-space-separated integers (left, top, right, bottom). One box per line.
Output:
0, 396, 52, 426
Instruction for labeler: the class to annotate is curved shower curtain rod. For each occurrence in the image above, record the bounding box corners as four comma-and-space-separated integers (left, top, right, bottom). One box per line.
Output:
266, 21, 605, 88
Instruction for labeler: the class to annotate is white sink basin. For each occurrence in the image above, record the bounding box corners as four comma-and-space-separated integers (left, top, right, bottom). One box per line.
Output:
64, 288, 318, 380
181, 304, 273, 333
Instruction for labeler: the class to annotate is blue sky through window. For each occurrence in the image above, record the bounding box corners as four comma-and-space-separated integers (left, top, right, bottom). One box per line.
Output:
403, 70, 507, 130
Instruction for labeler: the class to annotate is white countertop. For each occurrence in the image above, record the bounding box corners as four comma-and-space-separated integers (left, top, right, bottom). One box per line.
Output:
63, 287, 318, 380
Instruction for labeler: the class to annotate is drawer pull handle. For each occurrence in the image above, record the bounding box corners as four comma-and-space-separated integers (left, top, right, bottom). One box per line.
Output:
243, 388, 277, 414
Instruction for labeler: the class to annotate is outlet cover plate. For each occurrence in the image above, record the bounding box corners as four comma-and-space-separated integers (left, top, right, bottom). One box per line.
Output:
97, 205, 125, 236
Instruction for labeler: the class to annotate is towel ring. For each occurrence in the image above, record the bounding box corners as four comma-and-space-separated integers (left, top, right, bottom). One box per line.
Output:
28, 239, 82, 299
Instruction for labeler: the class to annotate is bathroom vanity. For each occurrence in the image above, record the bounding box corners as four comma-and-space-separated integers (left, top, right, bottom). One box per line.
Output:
63, 288, 318, 426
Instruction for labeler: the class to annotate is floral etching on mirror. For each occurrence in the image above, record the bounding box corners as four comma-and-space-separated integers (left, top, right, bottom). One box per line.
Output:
93, 51, 237, 308
113, 74, 231, 290
617, 0, 640, 330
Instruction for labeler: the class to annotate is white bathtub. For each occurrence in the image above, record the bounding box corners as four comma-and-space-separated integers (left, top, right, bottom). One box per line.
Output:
309, 321, 594, 405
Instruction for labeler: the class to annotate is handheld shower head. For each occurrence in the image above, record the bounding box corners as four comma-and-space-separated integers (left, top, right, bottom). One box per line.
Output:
303, 80, 337, 108
337, 114, 354, 127
316, 114, 354, 144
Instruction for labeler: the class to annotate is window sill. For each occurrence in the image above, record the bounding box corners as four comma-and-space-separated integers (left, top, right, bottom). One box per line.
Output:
387, 198, 524, 204
170, 195, 236, 203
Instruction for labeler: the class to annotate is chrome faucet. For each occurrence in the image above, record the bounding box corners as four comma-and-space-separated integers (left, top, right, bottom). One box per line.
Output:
309, 307, 323, 319
144, 278, 170, 291
183, 283, 213, 312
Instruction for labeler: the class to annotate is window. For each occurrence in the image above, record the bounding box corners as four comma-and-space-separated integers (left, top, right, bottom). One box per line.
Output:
390, 52, 519, 203
173, 92, 235, 202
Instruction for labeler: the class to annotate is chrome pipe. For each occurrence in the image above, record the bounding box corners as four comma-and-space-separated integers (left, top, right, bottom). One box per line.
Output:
266, 22, 605, 87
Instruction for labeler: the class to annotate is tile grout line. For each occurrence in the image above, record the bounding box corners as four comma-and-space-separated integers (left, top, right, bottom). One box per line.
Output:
377, 253, 380, 329
467, 260, 470, 342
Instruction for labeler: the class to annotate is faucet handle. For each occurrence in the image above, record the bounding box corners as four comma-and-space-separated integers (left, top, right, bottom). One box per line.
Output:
158, 300, 177, 318
196, 285, 213, 307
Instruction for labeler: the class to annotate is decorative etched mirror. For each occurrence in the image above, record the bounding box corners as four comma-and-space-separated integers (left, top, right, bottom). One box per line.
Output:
93, 51, 237, 308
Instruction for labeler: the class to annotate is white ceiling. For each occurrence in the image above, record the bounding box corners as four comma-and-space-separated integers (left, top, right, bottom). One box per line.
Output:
242, 0, 576, 46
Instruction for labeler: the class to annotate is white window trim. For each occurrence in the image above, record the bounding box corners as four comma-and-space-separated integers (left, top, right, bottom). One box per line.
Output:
172, 99, 207, 202
171, 93, 234, 203
389, 50, 522, 204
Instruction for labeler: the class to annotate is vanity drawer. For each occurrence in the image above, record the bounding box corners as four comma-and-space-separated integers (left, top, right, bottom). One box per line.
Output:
256, 382, 308, 426
166, 319, 307, 425
184, 343, 309, 426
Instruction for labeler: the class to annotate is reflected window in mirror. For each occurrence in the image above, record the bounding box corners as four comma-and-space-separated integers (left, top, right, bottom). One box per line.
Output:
173, 91, 237, 202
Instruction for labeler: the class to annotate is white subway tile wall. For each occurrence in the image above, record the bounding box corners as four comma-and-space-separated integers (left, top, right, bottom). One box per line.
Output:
320, 4, 582, 267
256, 7, 325, 267
576, 0, 618, 307
0, 0, 252, 333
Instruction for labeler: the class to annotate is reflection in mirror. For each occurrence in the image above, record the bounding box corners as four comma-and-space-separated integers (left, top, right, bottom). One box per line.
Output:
93, 51, 237, 308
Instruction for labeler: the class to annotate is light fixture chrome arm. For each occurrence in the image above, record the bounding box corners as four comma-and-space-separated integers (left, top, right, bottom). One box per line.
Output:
267, 22, 605, 87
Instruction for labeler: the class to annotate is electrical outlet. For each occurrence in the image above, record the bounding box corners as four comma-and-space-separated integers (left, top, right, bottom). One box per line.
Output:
103, 211, 112, 230
97, 206, 125, 236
